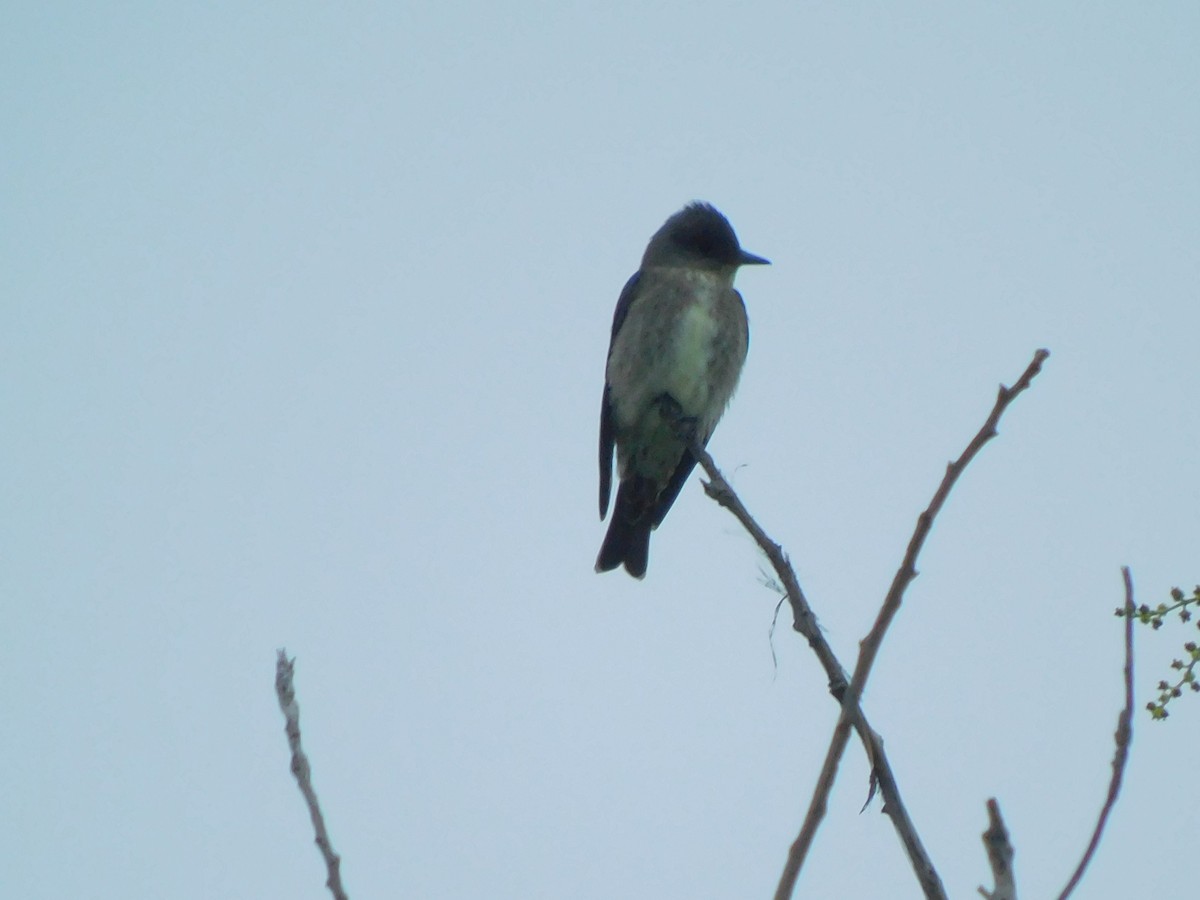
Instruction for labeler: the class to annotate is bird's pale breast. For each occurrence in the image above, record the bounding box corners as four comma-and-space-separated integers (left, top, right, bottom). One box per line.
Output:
607, 269, 746, 445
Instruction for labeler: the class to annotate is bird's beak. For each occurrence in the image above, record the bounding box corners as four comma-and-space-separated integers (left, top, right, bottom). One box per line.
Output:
739, 250, 771, 266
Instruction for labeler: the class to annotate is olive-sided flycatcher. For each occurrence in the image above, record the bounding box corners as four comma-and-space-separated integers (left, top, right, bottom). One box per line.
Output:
595, 202, 768, 578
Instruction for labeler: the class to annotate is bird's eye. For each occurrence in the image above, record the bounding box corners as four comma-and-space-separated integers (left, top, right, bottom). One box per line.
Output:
678, 222, 733, 262
692, 232, 720, 256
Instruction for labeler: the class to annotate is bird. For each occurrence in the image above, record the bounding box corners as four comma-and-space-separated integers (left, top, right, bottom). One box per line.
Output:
596, 202, 768, 578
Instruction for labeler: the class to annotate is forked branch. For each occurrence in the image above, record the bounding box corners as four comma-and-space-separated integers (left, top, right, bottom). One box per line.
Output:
776, 349, 1049, 898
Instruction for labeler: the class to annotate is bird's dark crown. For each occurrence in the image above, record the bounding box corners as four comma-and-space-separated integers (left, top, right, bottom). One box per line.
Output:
643, 202, 763, 273
643, 202, 749, 269
667, 202, 741, 259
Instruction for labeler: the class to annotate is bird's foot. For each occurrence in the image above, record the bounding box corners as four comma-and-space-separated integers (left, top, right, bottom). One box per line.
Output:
656, 394, 699, 443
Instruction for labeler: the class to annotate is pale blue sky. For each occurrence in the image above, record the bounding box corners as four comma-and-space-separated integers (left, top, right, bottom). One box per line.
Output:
3, 3, 1198, 898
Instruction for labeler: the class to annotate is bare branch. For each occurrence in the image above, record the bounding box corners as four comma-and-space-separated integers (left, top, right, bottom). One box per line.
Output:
776, 348, 1051, 898
978, 798, 1017, 900
1056, 567, 1136, 899
275, 650, 350, 900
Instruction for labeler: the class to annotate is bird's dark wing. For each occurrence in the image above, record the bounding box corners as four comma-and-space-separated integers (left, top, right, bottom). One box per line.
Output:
609, 271, 641, 342
599, 272, 642, 519
598, 384, 615, 519
736, 289, 749, 352
649, 437, 707, 528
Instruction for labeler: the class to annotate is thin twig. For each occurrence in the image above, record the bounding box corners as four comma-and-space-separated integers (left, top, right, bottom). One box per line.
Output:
775, 348, 1051, 899
275, 650, 350, 900
978, 798, 1017, 900
1056, 567, 1136, 899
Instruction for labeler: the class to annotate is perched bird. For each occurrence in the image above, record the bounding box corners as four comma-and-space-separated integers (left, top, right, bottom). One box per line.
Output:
596, 202, 768, 578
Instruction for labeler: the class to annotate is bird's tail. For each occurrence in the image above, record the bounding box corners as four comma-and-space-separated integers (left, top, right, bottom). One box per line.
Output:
595, 479, 653, 578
